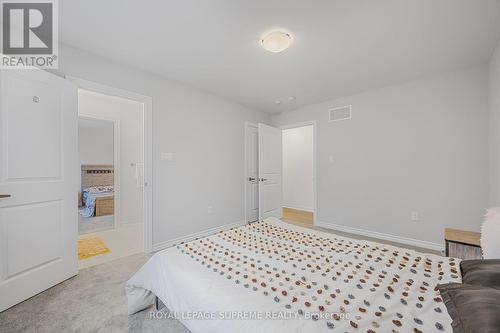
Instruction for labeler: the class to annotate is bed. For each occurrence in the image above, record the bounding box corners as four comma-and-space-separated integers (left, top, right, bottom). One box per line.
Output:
79, 165, 114, 217
126, 218, 461, 332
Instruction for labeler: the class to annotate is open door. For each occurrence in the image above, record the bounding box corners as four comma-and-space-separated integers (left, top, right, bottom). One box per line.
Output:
258, 123, 282, 220
245, 123, 259, 222
0, 69, 78, 312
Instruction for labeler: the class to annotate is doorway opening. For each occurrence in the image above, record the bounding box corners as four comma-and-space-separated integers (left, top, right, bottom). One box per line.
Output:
76, 87, 149, 268
244, 121, 316, 225
78, 117, 116, 234
281, 123, 315, 225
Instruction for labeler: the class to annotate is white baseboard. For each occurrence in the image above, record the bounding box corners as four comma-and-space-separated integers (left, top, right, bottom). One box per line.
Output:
315, 221, 444, 252
152, 220, 246, 252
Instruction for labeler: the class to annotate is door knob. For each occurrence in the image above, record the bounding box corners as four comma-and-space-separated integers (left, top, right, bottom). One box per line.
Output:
248, 177, 256, 181
259, 178, 268, 182
0, 194, 11, 198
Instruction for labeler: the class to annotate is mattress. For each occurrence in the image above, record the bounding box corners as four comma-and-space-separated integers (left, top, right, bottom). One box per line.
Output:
126, 218, 460, 332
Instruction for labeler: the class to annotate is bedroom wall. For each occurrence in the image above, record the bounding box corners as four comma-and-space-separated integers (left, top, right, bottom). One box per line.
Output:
78, 118, 114, 165
282, 125, 314, 212
488, 41, 500, 206
57, 45, 270, 249
78, 90, 144, 225
273, 67, 488, 247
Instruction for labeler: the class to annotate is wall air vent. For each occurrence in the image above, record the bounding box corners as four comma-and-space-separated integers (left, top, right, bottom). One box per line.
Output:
329, 105, 352, 122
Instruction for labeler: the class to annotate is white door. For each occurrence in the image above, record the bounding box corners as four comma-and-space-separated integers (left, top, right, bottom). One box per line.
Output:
0, 69, 78, 312
245, 124, 258, 222
258, 123, 282, 220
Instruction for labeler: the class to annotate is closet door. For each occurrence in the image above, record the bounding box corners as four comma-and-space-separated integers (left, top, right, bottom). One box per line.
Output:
0, 69, 78, 312
245, 123, 259, 222
258, 123, 282, 220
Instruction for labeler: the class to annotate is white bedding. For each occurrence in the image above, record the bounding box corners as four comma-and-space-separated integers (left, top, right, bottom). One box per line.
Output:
126, 218, 461, 332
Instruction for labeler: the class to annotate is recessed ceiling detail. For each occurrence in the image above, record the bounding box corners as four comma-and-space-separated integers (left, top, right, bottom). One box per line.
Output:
260, 31, 293, 53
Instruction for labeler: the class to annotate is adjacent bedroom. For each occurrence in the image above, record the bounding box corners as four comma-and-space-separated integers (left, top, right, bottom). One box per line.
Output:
1, 1, 500, 333
77, 88, 145, 267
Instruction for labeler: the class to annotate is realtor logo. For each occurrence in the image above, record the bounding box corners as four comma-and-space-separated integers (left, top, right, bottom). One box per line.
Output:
1, 0, 58, 68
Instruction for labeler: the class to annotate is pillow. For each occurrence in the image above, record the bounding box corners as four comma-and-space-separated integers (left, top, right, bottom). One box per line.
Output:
460, 259, 500, 289
438, 283, 500, 333
482, 208, 500, 258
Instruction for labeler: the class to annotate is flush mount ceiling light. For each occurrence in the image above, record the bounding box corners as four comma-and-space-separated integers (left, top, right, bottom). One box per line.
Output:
260, 31, 293, 53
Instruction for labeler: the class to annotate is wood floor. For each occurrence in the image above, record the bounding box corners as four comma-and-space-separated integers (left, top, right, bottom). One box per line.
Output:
282, 207, 313, 224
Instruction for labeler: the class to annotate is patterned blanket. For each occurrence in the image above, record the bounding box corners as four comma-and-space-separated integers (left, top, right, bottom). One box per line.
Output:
127, 218, 460, 332
78, 185, 114, 218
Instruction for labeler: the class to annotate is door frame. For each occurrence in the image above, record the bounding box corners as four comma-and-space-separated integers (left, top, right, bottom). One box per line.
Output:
78, 114, 121, 229
244, 122, 258, 223
279, 121, 317, 225
67, 76, 154, 253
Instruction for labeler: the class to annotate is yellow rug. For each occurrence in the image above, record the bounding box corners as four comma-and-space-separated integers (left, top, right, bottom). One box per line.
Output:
78, 236, 111, 260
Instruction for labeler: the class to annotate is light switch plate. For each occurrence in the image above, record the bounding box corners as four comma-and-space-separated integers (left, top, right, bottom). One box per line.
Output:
411, 211, 419, 222
161, 152, 174, 161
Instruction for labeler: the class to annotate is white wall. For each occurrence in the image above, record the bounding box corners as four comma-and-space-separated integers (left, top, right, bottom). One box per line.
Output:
273, 67, 488, 246
57, 45, 270, 248
489, 41, 500, 206
78, 90, 144, 225
78, 118, 114, 165
282, 125, 314, 211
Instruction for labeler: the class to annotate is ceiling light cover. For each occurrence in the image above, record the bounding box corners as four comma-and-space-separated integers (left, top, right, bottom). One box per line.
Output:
261, 31, 293, 53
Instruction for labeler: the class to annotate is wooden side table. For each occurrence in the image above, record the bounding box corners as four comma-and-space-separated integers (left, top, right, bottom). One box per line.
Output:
444, 228, 482, 260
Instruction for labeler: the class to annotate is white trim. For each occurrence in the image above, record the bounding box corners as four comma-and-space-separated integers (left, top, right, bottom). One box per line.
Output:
152, 220, 246, 252
68, 76, 154, 253
279, 121, 317, 225
279, 120, 316, 131
315, 220, 444, 252
78, 115, 121, 229
244, 122, 258, 224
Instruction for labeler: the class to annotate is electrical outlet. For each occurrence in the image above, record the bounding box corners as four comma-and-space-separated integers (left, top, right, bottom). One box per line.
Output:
411, 211, 419, 222
207, 206, 213, 214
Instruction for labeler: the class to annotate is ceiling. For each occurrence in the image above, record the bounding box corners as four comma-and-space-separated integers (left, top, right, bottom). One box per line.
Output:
61, 0, 500, 113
